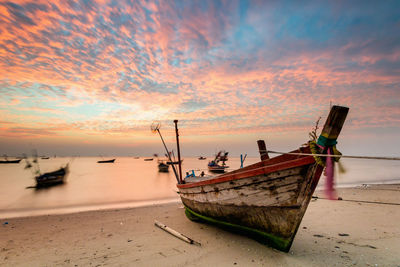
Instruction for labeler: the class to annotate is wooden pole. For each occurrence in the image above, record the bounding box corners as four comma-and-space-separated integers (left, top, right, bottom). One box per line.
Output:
154, 220, 201, 246
156, 129, 180, 184
173, 120, 183, 184
317, 105, 349, 147
257, 140, 269, 161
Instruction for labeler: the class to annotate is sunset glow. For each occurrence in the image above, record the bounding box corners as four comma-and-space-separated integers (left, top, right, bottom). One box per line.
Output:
1, 0, 399, 156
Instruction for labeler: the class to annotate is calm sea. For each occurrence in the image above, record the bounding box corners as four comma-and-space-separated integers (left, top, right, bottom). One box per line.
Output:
1, 156, 399, 219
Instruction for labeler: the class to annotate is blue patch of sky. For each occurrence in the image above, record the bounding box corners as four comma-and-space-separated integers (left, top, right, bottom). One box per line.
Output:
271, 1, 399, 49
6, 3, 36, 26
110, 11, 130, 27
143, 7, 155, 24
181, 99, 209, 113
59, 100, 129, 122
170, 58, 180, 67
0, 84, 67, 118
117, 71, 125, 82
274, 10, 332, 43
194, 115, 240, 123
62, 103, 104, 120
207, 5, 263, 60
109, 0, 120, 8
139, 79, 179, 94
120, 81, 132, 92
24, 2, 48, 13
55, 26, 71, 37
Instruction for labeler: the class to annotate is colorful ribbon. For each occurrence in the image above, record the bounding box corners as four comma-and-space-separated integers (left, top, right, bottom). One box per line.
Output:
311, 138, 341, 200
325, 147, 336, 200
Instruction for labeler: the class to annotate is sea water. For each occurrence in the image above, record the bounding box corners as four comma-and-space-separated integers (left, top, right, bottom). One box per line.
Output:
0, 156, 399, 218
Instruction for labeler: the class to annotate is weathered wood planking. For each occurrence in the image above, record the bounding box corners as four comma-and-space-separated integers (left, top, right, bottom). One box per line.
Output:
176, 105, 349, 252
179, 167, 307, 207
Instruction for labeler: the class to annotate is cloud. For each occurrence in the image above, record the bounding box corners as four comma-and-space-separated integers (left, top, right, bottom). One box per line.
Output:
0, 0, 399, 155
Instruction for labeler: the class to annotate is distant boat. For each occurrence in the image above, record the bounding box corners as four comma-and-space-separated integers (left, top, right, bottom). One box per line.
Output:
36, 164, 69, 187
144, 158, 153, 161
158, 161, 169, 172
207, 151, 229, 173
167, 159, 183, 165
133, 157, 140, 159
97, 159, 115, 163
0, 159, 21, 164
41, 157, 50, 159
177, 105, 349, 252
198, 156, 206, 160
164, 150, 183, 165
207, 162, 229, 173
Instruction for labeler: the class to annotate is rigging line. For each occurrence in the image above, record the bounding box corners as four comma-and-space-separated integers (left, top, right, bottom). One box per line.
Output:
264, 150, 400, 161
312, 196, 400, 206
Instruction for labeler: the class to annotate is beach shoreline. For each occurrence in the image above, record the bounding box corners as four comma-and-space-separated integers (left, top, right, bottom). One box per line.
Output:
1, 184, 399, 266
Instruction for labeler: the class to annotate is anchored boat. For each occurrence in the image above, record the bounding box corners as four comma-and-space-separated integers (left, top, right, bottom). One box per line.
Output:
0, 155, 21, 164
155, 106, 348, 252
35, 164, 69, 187
158, 160, 170, 172
0, 159, 21, 164
207, 150, 229, 173
97, 159, 115, 163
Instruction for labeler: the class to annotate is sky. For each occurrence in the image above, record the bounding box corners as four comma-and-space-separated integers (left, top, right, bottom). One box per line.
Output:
0, 0, 399, 157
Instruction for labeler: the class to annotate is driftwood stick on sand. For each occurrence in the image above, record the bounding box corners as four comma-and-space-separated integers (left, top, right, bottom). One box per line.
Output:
154, 220, 201, 246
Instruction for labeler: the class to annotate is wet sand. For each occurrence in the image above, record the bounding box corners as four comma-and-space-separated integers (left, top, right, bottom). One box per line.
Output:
1, 184, 399, 266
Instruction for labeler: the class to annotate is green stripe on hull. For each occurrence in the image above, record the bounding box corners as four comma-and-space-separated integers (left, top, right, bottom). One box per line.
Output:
184, 206, 292, 252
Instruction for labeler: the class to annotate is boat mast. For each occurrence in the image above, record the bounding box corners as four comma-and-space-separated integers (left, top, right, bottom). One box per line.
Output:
174, 120, 183, 184
257, 140, 269, 161
152, 123, 180, 184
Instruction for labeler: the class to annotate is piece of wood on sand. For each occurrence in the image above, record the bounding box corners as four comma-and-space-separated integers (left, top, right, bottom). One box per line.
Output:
154, 220, 201, 246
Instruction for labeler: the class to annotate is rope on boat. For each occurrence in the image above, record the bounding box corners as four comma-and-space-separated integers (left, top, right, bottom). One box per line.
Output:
264, 150, 400, 161
312, 196, 400, 206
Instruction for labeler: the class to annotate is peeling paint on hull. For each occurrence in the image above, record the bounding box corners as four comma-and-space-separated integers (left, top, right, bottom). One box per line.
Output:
178, 151, 324, 252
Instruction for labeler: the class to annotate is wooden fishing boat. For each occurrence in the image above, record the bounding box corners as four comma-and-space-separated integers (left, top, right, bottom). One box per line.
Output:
207, 151, 229, 173
0, 159, 21, 164
97, 159, 115, 163
198, 156, 206, 160
176, 106, 349, 252
35, 164, 69, 187
144, 158, 154, 161
158, 161, 170, 172
207, 162, 228, 173
167, 159, 183, 165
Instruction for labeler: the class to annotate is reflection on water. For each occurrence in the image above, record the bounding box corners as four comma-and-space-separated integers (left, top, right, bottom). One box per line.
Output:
33, 182, 66, 192
0, 156, 399, 218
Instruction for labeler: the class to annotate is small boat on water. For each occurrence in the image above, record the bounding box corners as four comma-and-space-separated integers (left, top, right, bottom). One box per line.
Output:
158, 160, 170, 172
35, 164, 69, 187
0, 159, 21, 164
198, 156, 206, 160
207, 151, 229, 173
164, 150, 182, 165
41, 156, 50, 160
144, 158, 154, 161
97, 159, 115, 163
167, 159, 183, 165
158, 106, 349, 252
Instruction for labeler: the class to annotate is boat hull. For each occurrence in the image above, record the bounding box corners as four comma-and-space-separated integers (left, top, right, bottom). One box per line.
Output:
158, 164, 169, 172
36, 166, 69, 187
97, 159, 115, 163
207, 165, 228, 173
178, 151, 322, 252
0, 159, 21, 164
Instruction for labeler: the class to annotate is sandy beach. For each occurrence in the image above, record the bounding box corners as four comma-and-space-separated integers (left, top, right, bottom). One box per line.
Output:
1, 184, 399, 267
